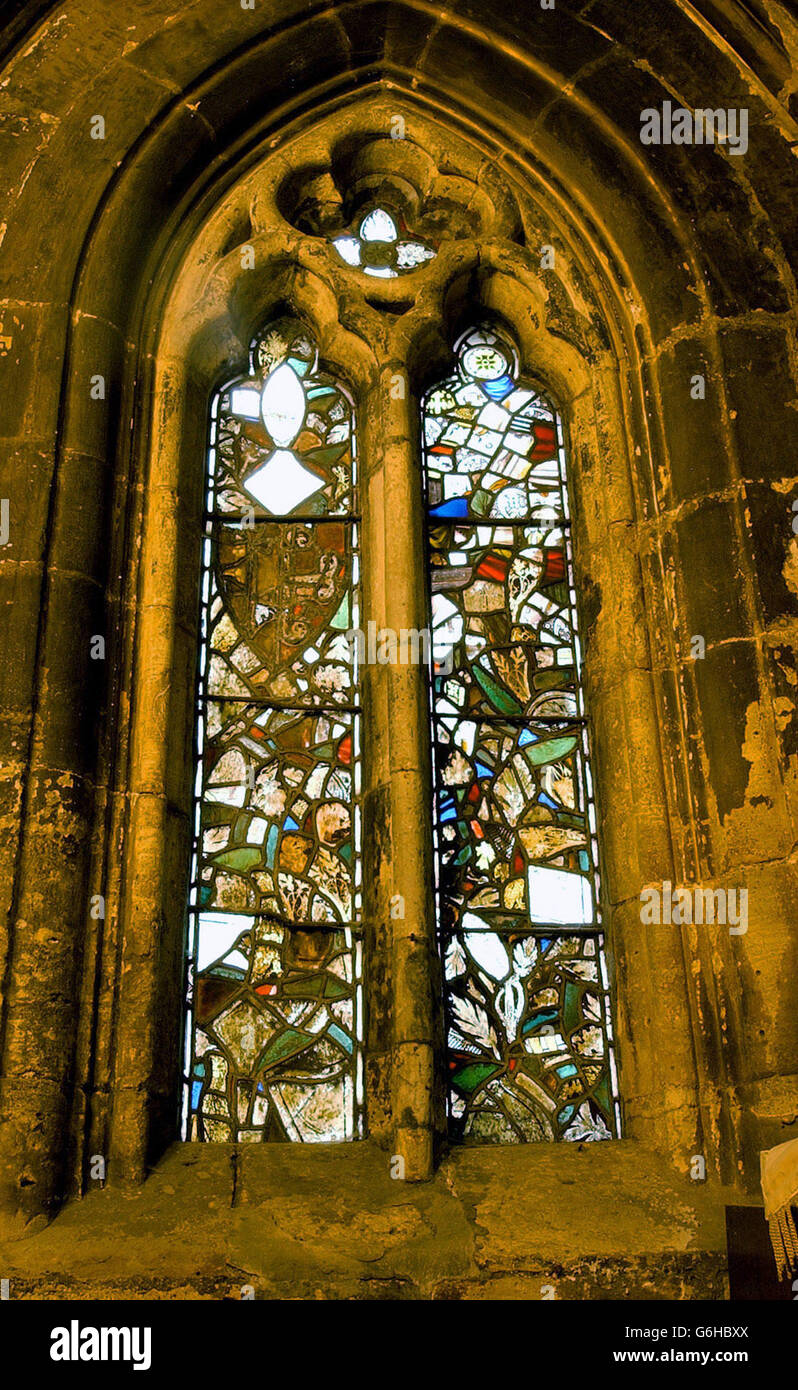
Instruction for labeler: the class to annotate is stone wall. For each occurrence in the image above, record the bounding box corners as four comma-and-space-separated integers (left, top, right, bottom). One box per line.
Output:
0, 0, 797, 1297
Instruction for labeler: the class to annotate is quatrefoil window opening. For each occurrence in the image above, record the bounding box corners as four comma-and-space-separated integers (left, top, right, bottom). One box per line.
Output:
331, 206, 436, 278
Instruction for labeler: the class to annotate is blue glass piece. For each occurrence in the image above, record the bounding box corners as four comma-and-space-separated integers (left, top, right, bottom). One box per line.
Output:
265, 824, 279, 868
482, 374, 515, 400
522, 1008, 559, 1033
328, 1022, 353, 1054
430, 497, 470, 518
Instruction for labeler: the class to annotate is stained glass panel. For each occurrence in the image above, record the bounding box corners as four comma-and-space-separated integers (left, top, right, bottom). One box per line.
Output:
190, 917, 361, 1142
207, 523, 357, 705
444, 926, 614, 1142
423, 326, 620, 1143
184, 318, 364, 1142
213, 323, 355, 517
331, 205, 436, 278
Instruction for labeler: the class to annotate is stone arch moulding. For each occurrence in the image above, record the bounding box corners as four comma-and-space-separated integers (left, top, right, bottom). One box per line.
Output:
2, 62, 767, 1219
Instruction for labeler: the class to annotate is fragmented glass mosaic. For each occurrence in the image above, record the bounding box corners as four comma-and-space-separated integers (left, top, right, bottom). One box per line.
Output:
184, 318, 364, 1142
445, 927, 614, 1143
331, 206, 436, 277
207, 523, 357, 705
423, 326, 620, 1143
214, 323, 355, 517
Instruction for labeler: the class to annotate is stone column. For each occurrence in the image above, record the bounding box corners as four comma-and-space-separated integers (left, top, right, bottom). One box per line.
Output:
361, 358, 440, 1180
0, 308, 123, 1219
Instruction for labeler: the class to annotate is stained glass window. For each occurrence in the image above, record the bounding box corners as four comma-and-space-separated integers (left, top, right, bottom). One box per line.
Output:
183, 317, 364, 1142
423, 326, 621, 1144
331, 206, 436, 277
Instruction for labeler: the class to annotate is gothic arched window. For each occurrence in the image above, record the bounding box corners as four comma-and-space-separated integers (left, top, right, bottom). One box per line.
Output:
184, 313, 619, 1149
184, 317, 364, 1143
423, 327, 620, 1144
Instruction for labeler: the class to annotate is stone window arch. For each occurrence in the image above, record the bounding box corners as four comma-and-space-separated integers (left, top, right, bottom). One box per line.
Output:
5, 99, 735, 1219
107, 120, 658, 1184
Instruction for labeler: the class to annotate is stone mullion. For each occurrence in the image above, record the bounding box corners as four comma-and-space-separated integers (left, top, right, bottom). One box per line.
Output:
361, 359, 440, 1180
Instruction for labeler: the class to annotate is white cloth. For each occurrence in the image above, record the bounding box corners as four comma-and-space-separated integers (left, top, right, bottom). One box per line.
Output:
760, 1138, 798, 1280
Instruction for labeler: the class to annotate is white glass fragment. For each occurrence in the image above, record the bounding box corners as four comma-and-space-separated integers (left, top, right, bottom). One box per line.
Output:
230, 386, 262, 419
333, 235, 361, 267
197, 912, 254, 973
260, 361, 306, 446
359, 207, 397, 242
462, 917, 510, 980
527, 865, 594, 924
396, 241, 435, 268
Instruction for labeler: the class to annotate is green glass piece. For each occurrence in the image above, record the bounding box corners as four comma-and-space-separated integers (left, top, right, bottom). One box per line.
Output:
544, 582, 569, 606
557, 811, 585, 829
206, 964, 245, 982
470, 488, 493, 516
522, 734, 578, 766
533, 667, 575, 691
213, 847, 262, 871
594, 1076, 611, 1114
473, 665, 523, 715
303, 494, 327, 516
327, 1022, 353, 1054
257, 1027, 314, 1070
522, 1008, 559, 1034
306, 444, 348, 468
562, 980, 583, 1032
282, 973, 352, 1001
330, 593, 350, 630
451, 1062, 502, 1095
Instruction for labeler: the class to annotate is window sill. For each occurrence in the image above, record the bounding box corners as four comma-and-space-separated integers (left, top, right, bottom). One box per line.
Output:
1, 1139, 737, 1299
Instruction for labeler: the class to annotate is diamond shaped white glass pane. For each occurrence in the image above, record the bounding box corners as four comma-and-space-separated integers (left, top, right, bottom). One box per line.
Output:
243, 449, 323, 514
